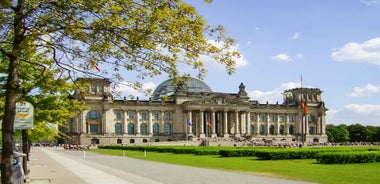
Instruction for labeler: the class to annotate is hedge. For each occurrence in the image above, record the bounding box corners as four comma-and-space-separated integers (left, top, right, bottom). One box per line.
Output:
219, 149, 257, 157
98, 145, 380, 163
316, 151, 380, 164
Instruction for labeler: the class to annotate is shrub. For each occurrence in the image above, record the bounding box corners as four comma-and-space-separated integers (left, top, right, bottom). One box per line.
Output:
316, 151, 380, 164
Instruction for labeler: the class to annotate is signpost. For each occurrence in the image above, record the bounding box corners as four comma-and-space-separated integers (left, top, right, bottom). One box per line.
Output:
14, 101, 34, 176
14, 101, 34, 130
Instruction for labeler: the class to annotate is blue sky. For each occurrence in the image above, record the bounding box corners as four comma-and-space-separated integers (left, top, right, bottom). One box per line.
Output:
118, 0, 380, 126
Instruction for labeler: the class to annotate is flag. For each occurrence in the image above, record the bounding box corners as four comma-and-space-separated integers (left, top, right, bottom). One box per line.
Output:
206, 120, 213, 127
91, 63, 101, 71
301, 99, 308, 115
186, 118, 192, 126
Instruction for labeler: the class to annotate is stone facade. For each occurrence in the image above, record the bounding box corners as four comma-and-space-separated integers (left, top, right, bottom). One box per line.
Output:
60, 78, 328, 145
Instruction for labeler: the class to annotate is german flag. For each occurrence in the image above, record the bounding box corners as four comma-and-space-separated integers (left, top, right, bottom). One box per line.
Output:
301, 99, 308, 115
206, 120, 213, 127
91, 63, 101, 71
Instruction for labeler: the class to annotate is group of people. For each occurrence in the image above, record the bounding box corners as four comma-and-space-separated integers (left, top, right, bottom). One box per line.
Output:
62, 144, 94, 150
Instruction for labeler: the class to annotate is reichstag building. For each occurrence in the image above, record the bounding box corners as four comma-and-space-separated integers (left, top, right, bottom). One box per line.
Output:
60, 77, 328, 145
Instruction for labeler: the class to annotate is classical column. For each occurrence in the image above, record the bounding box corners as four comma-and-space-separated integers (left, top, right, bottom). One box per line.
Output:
160, 111, 165, 134
285, 114, 289, 135
103, 108, 114, 135
240, 113, 245, 134
265, 114, 270, 135
211, 110, 216, 134
275, 114, 280, 135
188, 111, 193, 134
246, 112, 250, 135
199, 111, 205, 138
305, 114, 309, 135
80, 111, 86, 133
123, 111, 128, 134
321, 113, 326, 134
136, 111, 140, 134
148, 110, 153, 135
223, 110, 229, 138
255, 113, 260, 135
235, 111, 240, 136
316, 115, 321, 135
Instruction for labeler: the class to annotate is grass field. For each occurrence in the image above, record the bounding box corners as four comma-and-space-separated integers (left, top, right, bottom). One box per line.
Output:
91, 148, 380, 184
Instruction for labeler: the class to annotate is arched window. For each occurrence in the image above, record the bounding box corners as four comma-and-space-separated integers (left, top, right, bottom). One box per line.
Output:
259, 124, 265, 135
140, 123, 147, 135
153, 123, 159, 136
289, 125, 294, 135
164, 123, 171, 135
279, 125, 284, 135
249, 125, 254, 134
127, 123, 135, 135
115, 123, 122, 135
269, 125, 274, 135
87, 110, 101, 119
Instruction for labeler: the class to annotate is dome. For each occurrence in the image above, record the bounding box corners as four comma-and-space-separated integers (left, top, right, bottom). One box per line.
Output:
152, 78, 212, 100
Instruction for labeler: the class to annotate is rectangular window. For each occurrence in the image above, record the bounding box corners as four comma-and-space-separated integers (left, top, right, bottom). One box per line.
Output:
153, 113, 159, 120
91, 86, 97, 94
98, 86, 104, 94
250, 114, 255, 121
259, 114, 265, 122
279, 115, 285, 122
309, 127, 315, 134
90, 124, 98, 135
141, 113, 147, 120
129, 113, 134, 120
165, 113, 171, 120
269, 115, 275, 122
115, 112, 122, 119
289, 115, 295, 122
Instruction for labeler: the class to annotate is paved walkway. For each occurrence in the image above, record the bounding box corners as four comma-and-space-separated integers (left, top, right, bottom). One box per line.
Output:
28, 147, 316, 184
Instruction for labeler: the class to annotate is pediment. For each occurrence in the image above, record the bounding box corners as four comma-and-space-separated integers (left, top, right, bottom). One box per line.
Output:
184, 93, 249, 106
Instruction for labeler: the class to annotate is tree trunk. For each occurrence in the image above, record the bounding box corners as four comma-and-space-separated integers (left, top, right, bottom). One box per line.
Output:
22, 130, 29, 175
1, 1, 24, 183
1, 56, 19, 184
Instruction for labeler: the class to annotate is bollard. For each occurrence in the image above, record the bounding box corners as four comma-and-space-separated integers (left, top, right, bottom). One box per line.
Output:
83, 150, 86, 159
123, 150, 125, 157
144, 150, 146, 157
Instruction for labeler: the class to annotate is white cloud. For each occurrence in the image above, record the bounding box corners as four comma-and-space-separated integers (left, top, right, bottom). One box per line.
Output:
247, 81, 301, 103
345, 104, 380, 116
271, 53, 293, 62
296, 53, 303, 58
115, 81, 157, 100
361, 0, 380, 6
201, 41, 249, 71
292, 32, 300, 40
326, 104, 380, 125
247, 40, 253, 45
350, 83, 380, 97
331, 37, 380, 65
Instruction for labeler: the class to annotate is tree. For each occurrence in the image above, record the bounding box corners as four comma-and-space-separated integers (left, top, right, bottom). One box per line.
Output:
0, 1, 239, 183
362, 125, 380, 142
0, 50, 86, 179
326, 124, 349, 143
347, 124, 368, 142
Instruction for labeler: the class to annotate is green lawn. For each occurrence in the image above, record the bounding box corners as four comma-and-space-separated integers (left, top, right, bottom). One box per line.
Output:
91, 148, 380, 184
